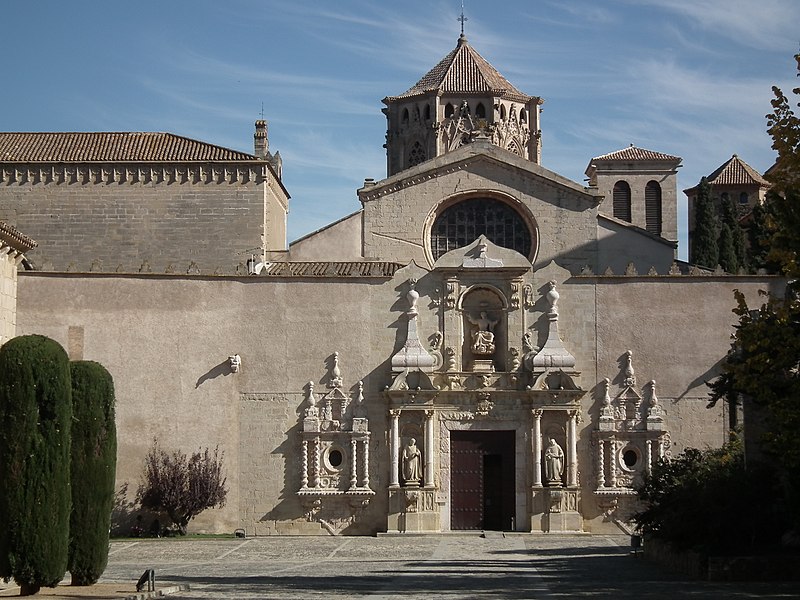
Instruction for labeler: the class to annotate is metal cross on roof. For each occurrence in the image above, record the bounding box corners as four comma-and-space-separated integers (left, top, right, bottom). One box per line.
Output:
458, 1, 468, 35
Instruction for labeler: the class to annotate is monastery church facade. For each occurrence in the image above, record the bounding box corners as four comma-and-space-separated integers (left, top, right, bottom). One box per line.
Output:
0, 35, 779, 535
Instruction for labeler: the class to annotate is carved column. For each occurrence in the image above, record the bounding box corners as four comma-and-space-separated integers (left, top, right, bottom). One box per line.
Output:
362, 440, 370, 488
424, 410, 435, 488
567, 410, 578, 487
646, 439, 653, 474
389, 410, 400, 487
350, 439, 358, 489
532, 409, 543, 486
313, 438, 321, 488
608, 436, 617, 488
301, 440, 309, 489
597, 439, 605, 488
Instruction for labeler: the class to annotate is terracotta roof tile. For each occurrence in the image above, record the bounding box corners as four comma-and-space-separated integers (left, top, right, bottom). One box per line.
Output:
0, 132, 257, 163
706, 155, 769, 187
591, 145, 681, 162
0, 221, 37, 253
386, 35, 535, 103
260, 262, 403, 278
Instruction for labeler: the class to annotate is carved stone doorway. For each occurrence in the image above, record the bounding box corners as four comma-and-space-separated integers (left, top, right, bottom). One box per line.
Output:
450, 430, 515, 531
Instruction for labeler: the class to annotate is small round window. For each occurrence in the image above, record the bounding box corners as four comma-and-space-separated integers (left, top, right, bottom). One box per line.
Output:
430, 197, 533, 261
622, 449, 638, 468
328, 449, 343, 468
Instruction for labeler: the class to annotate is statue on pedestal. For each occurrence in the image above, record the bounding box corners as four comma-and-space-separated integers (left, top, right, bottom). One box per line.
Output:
544, 438, 564, 485
467, 311, 498, 355
402, 438, 422, 486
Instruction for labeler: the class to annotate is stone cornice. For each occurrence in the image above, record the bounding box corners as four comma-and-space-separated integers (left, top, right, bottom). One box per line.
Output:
0, 162, 269, 186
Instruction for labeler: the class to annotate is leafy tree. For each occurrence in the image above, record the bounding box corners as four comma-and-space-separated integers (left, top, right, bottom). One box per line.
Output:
691, 177, 719, 268
136, 442, 227, 535
0, 335, 72, 596
634, 439, 780, 552
709, 51, 800, 537
68, 361, 117, 586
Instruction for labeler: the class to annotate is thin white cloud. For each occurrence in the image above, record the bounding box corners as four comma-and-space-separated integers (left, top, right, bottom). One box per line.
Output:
630, 0, 800, 51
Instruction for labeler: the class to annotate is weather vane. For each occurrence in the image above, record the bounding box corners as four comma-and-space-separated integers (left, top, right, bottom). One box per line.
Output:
260, 102, 265, 120
458, 0, 468, 35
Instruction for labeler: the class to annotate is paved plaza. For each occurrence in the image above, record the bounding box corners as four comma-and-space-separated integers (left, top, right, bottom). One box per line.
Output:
87, 535, 797, 599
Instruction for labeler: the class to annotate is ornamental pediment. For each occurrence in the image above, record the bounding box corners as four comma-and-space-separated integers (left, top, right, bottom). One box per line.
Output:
357, 140, 601, 206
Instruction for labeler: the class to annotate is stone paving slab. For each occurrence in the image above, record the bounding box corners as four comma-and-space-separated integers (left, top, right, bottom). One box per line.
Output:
3, 536, 799, 599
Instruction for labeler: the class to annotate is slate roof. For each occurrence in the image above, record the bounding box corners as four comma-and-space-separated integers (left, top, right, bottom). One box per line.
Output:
0, 221, 37, 253
591, 145, 681, 163
705, 154, 770, 187
385, 35, 536, 104
260, 262, 403, 278
0, 132, 258, 163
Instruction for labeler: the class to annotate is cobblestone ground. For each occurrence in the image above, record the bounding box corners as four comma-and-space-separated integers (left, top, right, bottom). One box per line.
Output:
97, 535, 800, 599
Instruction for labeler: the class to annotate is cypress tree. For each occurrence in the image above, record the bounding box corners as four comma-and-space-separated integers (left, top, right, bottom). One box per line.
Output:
0, 335, 72, 596
68, 361, 117, 586
691, 177, 719, 268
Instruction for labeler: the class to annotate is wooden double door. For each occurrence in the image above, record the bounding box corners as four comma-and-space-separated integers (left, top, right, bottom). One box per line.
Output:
450, 430, 516, 531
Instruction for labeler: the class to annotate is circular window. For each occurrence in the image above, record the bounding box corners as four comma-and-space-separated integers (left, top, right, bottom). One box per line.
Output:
328, 449, 343, 468
622, 449, 638, 468
430, 197, 533, 261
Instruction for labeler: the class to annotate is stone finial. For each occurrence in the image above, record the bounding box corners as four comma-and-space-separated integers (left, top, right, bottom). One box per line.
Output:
229, 354, 241, 373
624, 350, 636, 387
304, 381, 318, 418
545, 280, 559, 315
406, 278, 419, 315
328, 352, 343, 388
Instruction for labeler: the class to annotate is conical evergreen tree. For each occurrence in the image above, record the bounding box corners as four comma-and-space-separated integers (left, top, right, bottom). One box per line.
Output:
0, 335, 72, 596
718, 194, 740, 273
691, 177, 719, 268
68, 361, 117, 586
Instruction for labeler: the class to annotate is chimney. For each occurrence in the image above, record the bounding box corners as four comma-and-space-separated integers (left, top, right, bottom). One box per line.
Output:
254, 120, 268, 159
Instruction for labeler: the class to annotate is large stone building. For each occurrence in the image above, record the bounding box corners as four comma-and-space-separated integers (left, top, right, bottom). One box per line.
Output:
1, 35, 782, 535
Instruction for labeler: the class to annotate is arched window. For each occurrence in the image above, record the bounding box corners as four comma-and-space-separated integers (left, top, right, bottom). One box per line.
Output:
613, 181, 632, 222
431, 197, 533, 260
739, 192, 749, 205
645, 181, 662, 235
407, 141, 426, 168
500, 104, 507, 120
424, 104, 431, 121
401, 108, 409, 125
445, 103, 455, 118
520, 108, 527, 123
475, 102, 486, 119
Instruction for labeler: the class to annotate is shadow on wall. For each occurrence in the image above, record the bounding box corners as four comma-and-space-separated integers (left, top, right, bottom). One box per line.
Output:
196, 359, 234, 388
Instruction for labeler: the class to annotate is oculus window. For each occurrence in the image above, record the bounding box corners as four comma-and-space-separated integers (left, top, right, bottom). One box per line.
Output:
431, 198, 532, 260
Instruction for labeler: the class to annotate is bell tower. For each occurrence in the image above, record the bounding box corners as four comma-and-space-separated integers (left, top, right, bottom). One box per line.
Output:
382, 34, 544, 177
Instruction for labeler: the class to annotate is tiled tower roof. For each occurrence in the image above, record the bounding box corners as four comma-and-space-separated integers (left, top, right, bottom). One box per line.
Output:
705, 154, 770, 187
0, 132, 258, 163
591, 145, 681, 163
385, 34, 536, 103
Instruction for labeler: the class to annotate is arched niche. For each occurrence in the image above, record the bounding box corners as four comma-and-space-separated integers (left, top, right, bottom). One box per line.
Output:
459, 285, 507, 371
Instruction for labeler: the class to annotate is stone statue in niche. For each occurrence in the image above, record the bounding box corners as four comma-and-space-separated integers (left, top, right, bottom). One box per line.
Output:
467, 311, 498, 355
544, 438, 564, 485
402, 438, 422, 486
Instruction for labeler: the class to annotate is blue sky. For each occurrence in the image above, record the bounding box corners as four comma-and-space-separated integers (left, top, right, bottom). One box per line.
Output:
2, 0, 798, 259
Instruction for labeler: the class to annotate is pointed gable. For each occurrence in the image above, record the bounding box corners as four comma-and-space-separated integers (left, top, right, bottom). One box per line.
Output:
705, 154, 769, 187
385, 35, 534, 104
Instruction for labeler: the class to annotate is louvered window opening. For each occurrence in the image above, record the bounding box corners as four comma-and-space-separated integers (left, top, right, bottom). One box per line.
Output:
431, 198, 532, 260
645, 181, 662, 235
613, 181, 632, 222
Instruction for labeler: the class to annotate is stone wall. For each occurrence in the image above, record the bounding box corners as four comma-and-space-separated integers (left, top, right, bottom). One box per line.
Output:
0, 243, 20, 342
14, 271, 780, 534
0, 167, 284, 273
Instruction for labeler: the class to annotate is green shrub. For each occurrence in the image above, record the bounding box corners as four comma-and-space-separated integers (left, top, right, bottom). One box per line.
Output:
68, 361, 117, 586
0, 335, 72, 595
